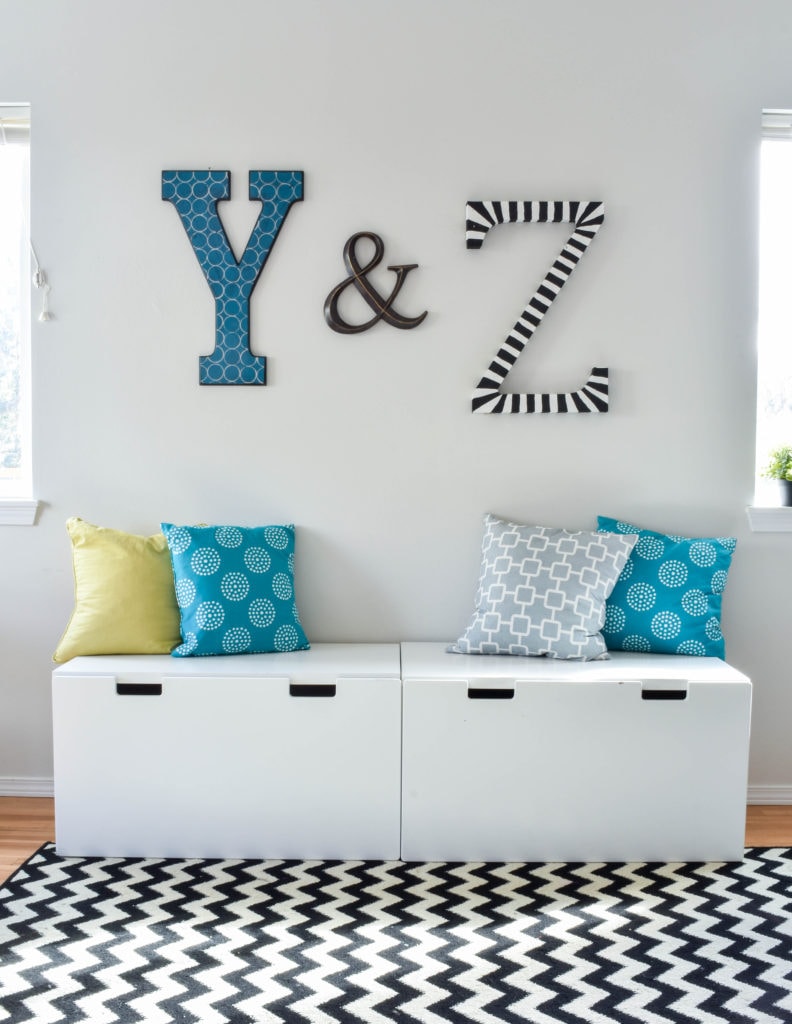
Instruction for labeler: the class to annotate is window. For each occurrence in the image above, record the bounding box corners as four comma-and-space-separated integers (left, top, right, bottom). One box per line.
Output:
0, 103, 35, 522
755, 109, 792, 505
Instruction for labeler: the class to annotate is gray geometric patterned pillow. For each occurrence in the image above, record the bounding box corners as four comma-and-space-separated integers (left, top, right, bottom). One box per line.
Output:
448, 514, 638, 661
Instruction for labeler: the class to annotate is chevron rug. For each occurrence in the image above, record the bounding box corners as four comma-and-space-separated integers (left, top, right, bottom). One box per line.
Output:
1, 845, 791, 1024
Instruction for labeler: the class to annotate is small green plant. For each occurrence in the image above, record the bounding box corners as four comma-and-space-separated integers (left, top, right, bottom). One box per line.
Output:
762, 444, 792, 480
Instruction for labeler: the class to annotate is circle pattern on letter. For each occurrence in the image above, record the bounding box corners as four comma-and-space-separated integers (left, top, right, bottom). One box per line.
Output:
161, 170, 303, 385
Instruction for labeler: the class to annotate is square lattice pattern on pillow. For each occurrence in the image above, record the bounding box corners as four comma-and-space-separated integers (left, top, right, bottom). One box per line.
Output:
448, 514, 637, 660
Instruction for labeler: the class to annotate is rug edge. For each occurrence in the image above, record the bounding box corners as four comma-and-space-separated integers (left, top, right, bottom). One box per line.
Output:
1, 842, 51, 892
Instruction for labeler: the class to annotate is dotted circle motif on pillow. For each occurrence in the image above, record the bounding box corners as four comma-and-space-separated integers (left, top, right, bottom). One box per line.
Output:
681, 589, 708, 617
711, 569, 728, 594
168, 527, 192, 556
604, 605, 626, 633
249, 598, 276, 628
626, 582, 655, 611
689, 541, 717, 568
244, 547, 272, 574
678, 639, 706, 656
658, 560, 687, 588
272, 572, 293, 600
162, 522, 309, 658
265, 527, 289, 550
175, 579, 196, 609
222, 627, 251, 653
651, 610, 681, 640
216, 526, 243, 549
179, 632, 198, 655
220, 572, 249, 602
598, 516, 735, 658
275, 624, 300, 651
196, 600, 225, 630
192, 548, 221, 576
635, 535, 664, 560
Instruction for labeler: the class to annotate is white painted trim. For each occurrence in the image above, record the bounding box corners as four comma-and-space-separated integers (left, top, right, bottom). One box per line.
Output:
0, 498, 39, 526
746, 506, 792, 532
1, 778, 789, 806
747, 784, 792, 805
0, 776, 53, 797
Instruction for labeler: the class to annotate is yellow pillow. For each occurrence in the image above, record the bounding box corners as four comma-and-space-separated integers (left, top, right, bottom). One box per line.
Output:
53, 517, 181, 662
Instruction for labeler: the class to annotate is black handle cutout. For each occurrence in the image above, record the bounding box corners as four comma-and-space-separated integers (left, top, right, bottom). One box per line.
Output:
641, 689, 686, 701
116, 682, 163, 696
467, 687, 515, 700
289, 683, 337, 698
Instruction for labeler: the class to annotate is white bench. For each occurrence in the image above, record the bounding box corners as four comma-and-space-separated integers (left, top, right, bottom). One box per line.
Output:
52, 644, 403, 860
52, 642, 752, 861
400, 643, 752, 862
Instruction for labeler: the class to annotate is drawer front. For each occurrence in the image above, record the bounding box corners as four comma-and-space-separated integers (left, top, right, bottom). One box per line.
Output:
53, 674, 402, 859
400, 677, 752, 862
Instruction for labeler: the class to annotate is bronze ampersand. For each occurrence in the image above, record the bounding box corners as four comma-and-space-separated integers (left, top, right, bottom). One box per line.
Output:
324, 231, 428, 334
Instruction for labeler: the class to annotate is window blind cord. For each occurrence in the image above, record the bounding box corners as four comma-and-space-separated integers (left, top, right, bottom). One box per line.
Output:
30, 243, 52, 322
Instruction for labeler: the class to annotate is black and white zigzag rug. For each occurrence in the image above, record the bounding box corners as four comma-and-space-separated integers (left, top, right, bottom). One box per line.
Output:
1, 844, 791, 1024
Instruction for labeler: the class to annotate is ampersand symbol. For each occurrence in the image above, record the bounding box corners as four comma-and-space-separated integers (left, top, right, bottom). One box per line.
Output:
324, 231, 428, 334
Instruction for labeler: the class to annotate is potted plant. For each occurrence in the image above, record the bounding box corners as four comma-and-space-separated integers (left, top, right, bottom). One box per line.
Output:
762, 444, 792, 505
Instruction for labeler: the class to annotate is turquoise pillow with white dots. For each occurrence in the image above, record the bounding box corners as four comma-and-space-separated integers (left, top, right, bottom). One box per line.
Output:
161, 523, 309, 657
596, 516, 736, 658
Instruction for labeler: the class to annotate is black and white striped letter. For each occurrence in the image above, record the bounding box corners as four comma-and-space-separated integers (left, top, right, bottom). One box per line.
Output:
466, 200, 608, 414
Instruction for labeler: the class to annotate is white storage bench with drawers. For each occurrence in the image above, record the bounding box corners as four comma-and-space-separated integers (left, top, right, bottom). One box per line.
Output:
51, 644, 403, 859
400, 643, 752, 863
52, 641, 753, 862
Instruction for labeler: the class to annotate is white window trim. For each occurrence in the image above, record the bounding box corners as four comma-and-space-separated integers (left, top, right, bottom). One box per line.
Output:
0, 497, 38, 525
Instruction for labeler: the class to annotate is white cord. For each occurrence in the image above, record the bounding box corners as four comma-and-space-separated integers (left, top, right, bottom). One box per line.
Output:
38, 278, 52, 321
30, 242, 53, 321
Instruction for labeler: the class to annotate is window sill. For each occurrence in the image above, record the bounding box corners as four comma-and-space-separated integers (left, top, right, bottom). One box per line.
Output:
746, 506, 792, 532
0, 498, 39, 525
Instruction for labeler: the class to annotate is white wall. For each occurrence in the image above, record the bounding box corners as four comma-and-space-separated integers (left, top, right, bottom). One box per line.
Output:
1, 0, 790, 791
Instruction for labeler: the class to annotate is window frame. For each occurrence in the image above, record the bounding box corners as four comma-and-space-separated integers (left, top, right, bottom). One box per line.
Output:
0, 102, 36, 524
747, 110, 792, 529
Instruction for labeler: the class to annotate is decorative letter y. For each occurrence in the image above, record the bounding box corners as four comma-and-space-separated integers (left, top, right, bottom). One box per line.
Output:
162, 170, 304, 385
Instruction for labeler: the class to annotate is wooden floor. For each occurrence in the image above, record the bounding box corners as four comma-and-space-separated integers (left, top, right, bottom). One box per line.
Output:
2, 798, 792, 886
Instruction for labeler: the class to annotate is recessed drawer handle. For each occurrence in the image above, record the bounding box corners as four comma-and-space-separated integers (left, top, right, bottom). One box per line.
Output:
289, 683, 337, 698
116, 683, 163, 696
642, 689, 686, 701
467, 687, 515, 700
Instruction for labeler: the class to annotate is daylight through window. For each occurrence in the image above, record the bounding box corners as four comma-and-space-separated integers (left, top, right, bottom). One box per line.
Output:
0, 103, 31, 497
755, 109, 792, 504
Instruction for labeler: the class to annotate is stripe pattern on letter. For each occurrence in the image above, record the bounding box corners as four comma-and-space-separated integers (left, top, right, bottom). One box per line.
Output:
466, 200, 607, 414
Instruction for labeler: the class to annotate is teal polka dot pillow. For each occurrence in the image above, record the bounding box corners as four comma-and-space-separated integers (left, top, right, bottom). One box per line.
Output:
596, 516, 736, 658
161, 523, 309, 657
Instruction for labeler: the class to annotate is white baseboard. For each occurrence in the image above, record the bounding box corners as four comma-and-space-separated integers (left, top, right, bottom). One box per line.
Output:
1, 778, 791, 804
0, 777, 54, 797
747, 784, 792, 805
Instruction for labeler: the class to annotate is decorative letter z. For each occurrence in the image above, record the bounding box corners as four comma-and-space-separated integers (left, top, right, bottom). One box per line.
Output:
466, 200, 608, 413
